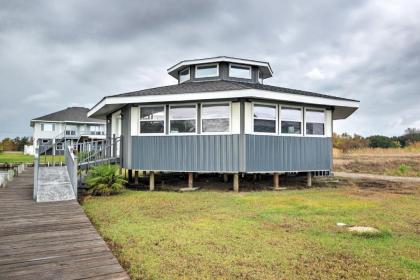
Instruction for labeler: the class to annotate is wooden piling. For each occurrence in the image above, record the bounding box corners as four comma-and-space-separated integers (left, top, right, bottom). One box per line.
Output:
223, 173, 229, 183
273, 172, 279, 189
307, 172, 312, 187
188, 172, 193, 188
233, 173, 239, 192
134, 170, 139, 185
149, 171, 155, 191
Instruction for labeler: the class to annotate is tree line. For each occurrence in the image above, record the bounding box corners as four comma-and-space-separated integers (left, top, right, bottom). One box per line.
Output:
0, 137, 33, 153
333, 128, 420, 152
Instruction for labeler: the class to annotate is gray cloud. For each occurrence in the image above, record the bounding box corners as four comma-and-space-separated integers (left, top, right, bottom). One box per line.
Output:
0, 0, 419, 138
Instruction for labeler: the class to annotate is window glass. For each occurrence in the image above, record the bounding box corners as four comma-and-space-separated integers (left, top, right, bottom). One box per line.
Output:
170, 105, 196, 119
140, 106, 165, 134
202, 103, 230, 133
42, 123, 55, 132
170, 105, 197, 134
196, 64, 218, 78
230, 64, 251, 79
253, 104, 276, 119
253, 104, 277, 133
281, 121, 301, 134
140, 106, 165, 120
140, 121, 164, 134
281, 107, 302, 121
280, 107, 302, 134
254, 119, 276, 133
179, 68, 190, 83
306, 109, 325, 135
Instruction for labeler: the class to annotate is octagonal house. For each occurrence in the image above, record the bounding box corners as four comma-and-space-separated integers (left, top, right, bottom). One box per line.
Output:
88, 56, 359, 191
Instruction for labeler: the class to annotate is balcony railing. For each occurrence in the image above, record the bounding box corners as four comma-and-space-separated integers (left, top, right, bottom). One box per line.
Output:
64, 130, 105, 137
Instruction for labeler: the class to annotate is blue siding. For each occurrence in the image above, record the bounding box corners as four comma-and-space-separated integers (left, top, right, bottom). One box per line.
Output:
132, 135, 240, 172
131, 135, 332, 172
245, 135, 332, 172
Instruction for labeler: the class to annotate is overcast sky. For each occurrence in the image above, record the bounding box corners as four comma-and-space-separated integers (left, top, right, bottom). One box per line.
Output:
0, 0, 419, 139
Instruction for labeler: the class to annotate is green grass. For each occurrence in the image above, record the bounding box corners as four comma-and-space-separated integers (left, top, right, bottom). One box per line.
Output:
82, 184, 420, 280
0, 152, 64, 164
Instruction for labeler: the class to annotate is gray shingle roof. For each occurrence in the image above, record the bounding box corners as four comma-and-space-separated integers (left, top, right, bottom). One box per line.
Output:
31, 107, 105, 124
110, 80, 358, 102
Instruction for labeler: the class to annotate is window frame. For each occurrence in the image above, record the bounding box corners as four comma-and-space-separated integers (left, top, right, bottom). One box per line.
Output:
200, 101, 232, 135
179, 68, 190, 83
229, 63, 252, 79
138, 105, 166, 136
169, 103, 198, 135
279, 105, 304, 136
195, 63, 219, 78
252, 102, 278, 135
304, 107, 326, 137
41, 123, 55, 132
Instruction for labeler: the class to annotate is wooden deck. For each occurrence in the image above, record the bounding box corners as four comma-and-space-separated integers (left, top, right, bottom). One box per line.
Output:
0, 168, 130, 280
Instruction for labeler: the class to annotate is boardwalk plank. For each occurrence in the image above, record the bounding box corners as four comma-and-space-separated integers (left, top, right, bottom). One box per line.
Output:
0, 168, 129, 280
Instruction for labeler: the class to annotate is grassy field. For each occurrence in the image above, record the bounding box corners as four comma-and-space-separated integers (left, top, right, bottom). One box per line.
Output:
334, 147, 420, 177
0, 152, 64, 164
83, 179, 420, 280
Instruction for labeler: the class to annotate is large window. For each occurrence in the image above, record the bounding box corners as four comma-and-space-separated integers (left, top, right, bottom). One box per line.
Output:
170, 104, 197, 134
253, 104, 277, 133
280, 107, 303, 135
179, 68, 190, 83
140, 106, 165, 134
201, 103, 230, 133
306, 109, 325, 136
195, 64, 218, 78
229, 64, 251, 79
41, 123, 55, 132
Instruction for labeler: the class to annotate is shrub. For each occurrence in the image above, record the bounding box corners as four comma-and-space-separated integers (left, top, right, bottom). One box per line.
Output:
85, 164, 127, 196
398, 164, 410, 174
367, 135, 400, 148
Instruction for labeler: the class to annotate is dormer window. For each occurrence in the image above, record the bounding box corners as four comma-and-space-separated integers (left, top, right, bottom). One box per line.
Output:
195, 64, 219, 78
179, 68, 190, 83
229, 64, 252, 79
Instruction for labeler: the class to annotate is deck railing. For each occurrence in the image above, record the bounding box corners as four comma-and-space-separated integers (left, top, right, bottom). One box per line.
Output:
65, 145, 78, 197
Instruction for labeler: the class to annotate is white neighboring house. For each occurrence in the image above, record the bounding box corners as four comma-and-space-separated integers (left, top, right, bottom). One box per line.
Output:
30, 107, 106, 155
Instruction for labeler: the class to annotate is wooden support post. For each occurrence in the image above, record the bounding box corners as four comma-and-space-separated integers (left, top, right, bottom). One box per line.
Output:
233, 173, 239, 192
128, 170, 133, 183
273, 172, 279, 189
149, 171, 155, 191
134, 170, 139, 185
307, 172, 312, 187
253, 174, 258, 181
188, 172, 193, 188
223, 173, 229, 183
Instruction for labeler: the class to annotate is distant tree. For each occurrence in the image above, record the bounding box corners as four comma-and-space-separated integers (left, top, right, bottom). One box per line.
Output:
398, 128, 420, 147
1, 138, 16, 151
333, 133, 368, 152
367, 135, 399, 148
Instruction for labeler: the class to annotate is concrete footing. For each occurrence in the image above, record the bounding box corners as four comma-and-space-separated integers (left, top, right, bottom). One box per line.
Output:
307, 172, 312, 187
149, 171, 155, 191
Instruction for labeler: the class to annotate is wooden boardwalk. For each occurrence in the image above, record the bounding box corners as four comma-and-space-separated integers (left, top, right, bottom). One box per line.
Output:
0, 168, 130, 280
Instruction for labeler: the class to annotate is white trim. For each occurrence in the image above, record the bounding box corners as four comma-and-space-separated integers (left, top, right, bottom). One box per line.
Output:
169, 103, 198, 135
279, 105, 304, 136
195, 63, 219, 78
168, 56, 273, 76
200, 101, 232, 135
229, 63, 252, 79
88, 89, 359, 119
252, 102, 278, 135
139, 105, 166, 135
179, 68, 190, 83
304, 107, 326, 137
32, 120, 105, 125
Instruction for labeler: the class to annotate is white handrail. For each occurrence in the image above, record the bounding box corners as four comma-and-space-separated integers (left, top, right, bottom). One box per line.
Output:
65, 145, 78, 197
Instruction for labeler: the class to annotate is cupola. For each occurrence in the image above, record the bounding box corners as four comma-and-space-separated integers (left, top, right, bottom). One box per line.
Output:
167, 56, 273, 84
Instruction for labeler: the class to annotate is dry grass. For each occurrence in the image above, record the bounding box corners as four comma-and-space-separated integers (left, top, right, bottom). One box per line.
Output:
82, 178, 420, 280
334, 146, 420, 177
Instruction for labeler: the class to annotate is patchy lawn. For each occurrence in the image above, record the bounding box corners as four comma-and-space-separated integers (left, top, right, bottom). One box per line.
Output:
0, 152, 64, 164
82, 180, 420, 280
